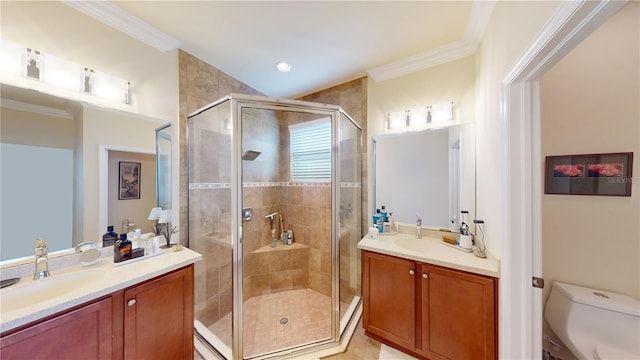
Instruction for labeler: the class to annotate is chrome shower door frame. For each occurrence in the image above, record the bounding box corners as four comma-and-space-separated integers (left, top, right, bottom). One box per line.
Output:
190, 93, 363, 360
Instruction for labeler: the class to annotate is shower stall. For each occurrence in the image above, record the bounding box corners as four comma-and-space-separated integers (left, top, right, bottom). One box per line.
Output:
187, 94, 363, 359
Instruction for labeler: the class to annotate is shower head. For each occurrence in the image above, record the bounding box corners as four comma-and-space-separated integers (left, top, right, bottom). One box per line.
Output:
242, 150, 262, 161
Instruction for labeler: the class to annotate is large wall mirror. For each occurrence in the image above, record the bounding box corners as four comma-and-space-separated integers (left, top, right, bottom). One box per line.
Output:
0, 84, 171, 262
372, 123, 476, 229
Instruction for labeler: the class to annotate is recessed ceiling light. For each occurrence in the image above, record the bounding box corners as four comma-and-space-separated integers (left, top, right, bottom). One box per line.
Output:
276, 62, 291, 73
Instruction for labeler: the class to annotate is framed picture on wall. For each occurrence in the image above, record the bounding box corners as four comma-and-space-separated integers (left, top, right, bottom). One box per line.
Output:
544, 152, 633, 196
119, 161, 141, 200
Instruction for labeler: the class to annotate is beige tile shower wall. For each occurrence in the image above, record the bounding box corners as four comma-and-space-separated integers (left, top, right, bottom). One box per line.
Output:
179, 52, 367, 323
179, 50, 265, 326
299, 78, 368, 238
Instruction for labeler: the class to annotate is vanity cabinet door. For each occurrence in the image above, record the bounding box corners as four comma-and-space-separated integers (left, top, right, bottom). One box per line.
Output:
1, 297, 113, 359
123, 265, 194, 360
362, 250, 417, 350
420, 263, 497, 360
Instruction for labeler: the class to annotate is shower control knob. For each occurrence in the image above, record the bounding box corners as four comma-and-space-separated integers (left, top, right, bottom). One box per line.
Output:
127, 299, 136, 307
422, 273, 428, 279
409, 269, 415, 275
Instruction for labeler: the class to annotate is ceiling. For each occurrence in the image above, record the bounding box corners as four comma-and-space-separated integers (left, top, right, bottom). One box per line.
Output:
65, 1, 495, 98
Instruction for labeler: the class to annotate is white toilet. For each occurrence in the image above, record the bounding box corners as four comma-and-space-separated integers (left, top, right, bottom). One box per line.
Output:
545, 281, 640, 359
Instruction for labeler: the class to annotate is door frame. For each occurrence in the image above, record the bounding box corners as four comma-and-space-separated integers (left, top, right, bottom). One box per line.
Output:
500, 0, 626, 358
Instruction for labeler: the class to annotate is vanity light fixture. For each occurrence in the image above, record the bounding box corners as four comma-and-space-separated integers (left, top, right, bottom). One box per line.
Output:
276, 61, 291, 73
408, 107, 428, 127
83, 68, 95, 94
94, 71, 130, 104
431, 102, 454, 124
387, 110, 408, 130
42, 53, 83, 92
0, 39, 131, 104
25, 48, 41, 80
386, 101, 454, 134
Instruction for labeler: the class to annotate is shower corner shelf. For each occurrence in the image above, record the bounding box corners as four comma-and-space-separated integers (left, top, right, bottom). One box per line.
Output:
252, 242, 309, 254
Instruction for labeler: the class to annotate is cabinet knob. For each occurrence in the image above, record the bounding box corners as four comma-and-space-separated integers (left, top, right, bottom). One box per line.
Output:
422, 273, 428, 279
127, 299, 136, 307
409, 269, 415, 275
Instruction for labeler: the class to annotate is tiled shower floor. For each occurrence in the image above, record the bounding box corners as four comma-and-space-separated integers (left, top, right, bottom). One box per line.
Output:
207, 289, 332, 358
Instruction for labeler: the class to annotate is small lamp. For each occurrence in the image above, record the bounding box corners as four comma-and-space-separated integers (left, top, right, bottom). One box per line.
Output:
148, 207, 163, 235
158, 209, 176, 248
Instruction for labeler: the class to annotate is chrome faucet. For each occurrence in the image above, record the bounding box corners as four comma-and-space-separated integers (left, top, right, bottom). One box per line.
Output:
33, 238, 51, 280
416, 215, 422, 239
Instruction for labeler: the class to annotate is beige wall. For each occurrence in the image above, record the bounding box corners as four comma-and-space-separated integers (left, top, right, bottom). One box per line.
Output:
0, 1, 177, 123
475, 1, 562, 257
0, 107, 75, 149
2, 1, 179, 247
541, 2, 640, 300
80, 106, 159, 242
368, 55, 476, 228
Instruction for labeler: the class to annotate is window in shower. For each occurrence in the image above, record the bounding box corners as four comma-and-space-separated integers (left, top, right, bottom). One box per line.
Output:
289, 117, 331, 181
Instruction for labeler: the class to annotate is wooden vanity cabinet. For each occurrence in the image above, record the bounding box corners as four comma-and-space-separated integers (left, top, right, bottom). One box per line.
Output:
122, 265, 194, 360
362, 250, 498, 360
0, 297, 113, 359
362, 251, 416, 349
1, 265, 194, 360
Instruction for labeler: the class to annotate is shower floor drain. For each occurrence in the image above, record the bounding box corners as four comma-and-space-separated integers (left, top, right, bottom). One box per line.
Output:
279, 317, 288, 325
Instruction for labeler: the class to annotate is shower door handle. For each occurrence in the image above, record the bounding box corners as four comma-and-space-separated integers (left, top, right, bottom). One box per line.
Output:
242, 208, 253, 221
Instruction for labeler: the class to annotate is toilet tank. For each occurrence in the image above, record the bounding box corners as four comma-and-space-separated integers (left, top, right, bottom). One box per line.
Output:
545, 282, 640, 359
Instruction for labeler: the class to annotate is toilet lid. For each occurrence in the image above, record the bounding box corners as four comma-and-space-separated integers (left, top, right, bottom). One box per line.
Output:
593, 344, 639, 360
553, 282, 640, 317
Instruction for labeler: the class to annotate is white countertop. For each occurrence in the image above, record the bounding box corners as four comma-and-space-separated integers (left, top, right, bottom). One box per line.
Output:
0, 247, 202, 333
357, 233, 500, 278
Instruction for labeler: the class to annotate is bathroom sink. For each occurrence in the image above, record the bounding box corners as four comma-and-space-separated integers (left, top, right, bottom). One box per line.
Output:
391, 237, 431, 253
0, 268, 107, 312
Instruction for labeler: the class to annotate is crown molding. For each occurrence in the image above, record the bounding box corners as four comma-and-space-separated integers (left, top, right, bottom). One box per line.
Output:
367, 39, 478, 82
63, 1, 181, 52
1, 98, 76, 119
367, 0, 495, 82
465, 0, 497, 41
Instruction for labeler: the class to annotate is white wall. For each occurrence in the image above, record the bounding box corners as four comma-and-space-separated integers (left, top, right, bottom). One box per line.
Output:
541, 2, 640, 300
475, 1, 562, 258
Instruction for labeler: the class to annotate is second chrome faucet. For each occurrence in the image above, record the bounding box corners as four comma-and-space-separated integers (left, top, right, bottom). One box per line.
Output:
33, 238, 50, 279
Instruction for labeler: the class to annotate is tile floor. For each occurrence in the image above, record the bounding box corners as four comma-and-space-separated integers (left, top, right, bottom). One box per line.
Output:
202, 288, 382, 360
320, 317, 381, 360
208, 289, 333, 358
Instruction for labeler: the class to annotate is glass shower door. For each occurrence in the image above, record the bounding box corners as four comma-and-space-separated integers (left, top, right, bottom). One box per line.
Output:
188, 99, 235, 357
338, 111, 362, 332
240, 105, 334, 358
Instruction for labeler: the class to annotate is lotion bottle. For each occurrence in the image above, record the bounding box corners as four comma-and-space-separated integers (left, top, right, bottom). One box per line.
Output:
387, 213, 395, 233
